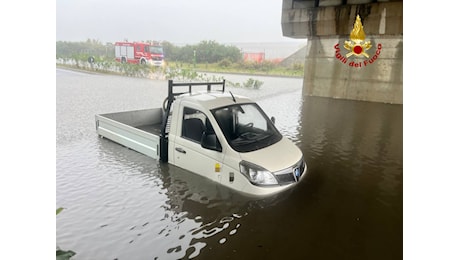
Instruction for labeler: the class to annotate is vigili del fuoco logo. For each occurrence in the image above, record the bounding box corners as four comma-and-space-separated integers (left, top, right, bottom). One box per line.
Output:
334, 15, 382, 67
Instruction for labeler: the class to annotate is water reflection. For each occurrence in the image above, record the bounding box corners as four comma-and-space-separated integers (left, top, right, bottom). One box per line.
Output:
158, 162, 296, 259
86, 136, 292, 259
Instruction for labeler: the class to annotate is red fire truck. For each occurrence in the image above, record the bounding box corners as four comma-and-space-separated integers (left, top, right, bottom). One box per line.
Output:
114, 41, 164, 66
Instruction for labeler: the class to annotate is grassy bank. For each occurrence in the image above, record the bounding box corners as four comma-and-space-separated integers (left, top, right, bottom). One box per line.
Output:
57, 59, 268, 90
168, 61, 304, 78
56, 58, 303, 79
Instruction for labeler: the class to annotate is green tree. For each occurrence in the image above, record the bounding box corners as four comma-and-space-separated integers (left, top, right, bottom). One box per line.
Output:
161, 41, 179, 61
56, 39, 114, 61
57, 39, 242, 64
194, 40, 241, 63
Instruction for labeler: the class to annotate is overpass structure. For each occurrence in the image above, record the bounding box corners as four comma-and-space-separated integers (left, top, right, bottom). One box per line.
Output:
282, 0, 402, 104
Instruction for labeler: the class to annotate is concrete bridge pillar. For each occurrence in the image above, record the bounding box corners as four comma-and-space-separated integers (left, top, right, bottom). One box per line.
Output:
282, 0, 403, 104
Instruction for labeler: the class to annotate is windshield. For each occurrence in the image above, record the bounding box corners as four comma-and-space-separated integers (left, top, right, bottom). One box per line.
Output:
211, 103, 282, 153
150, 46, 164, 55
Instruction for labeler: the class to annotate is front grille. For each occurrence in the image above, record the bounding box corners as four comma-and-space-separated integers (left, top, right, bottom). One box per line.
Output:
274, 159, 305, 185
276, 172, 296, 184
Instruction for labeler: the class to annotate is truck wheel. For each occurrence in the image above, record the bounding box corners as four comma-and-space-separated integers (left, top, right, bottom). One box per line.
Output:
140, 59, 146, 65
121, 57, 127, 63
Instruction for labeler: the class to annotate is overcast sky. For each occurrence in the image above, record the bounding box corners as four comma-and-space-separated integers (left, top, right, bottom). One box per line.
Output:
56, 0, 306, 44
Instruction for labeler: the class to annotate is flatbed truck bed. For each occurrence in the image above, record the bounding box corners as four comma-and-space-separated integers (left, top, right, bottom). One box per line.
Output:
96, 108, 164, 160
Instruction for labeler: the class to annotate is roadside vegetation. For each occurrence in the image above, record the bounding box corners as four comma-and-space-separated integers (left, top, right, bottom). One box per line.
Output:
56, 39, 304, 88
56, 208, 76, 259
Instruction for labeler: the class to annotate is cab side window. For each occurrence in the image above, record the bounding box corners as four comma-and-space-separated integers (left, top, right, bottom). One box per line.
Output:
182, 107, 207, 143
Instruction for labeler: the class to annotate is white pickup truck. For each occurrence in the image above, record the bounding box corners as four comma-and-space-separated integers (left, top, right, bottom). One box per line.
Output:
95, 80, 307, 196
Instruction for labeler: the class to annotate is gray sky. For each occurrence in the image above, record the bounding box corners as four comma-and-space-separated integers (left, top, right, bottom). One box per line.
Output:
56, 0, 306, 44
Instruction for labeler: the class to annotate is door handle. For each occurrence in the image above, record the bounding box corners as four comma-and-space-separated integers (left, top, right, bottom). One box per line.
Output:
175, 147, 186, 154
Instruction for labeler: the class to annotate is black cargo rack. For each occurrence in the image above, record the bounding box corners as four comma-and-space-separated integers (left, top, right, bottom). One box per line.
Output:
163, 79, 225, 110
169, 79, 224, 99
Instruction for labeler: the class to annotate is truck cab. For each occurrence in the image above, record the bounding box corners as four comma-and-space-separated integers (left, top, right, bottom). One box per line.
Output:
96, 80, 307, 197
165, 85, 306, 196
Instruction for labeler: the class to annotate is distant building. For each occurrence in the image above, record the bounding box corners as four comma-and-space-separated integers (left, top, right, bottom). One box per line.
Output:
232, 42, 306, 61
243, 52, 265, 63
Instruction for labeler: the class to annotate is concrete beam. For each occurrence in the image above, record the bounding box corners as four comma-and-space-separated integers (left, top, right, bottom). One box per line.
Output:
282, 1, 403, 38
303, 36, 402, 104
281, 0, 403, 104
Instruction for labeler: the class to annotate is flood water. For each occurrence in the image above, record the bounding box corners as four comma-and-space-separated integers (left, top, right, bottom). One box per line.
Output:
56, 68, 402, 260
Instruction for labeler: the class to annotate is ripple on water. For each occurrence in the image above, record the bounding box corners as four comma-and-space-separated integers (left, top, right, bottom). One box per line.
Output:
57, 71, 402, 260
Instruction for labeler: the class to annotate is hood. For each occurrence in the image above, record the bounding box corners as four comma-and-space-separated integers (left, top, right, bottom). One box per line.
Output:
239, 137, 303, 172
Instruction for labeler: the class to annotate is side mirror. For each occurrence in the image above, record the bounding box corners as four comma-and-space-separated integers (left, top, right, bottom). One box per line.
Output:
270, 116, 276, 125
201, 133, 222, 152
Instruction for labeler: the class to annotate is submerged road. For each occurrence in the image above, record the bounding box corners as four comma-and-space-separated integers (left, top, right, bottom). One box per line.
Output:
56, 68, 402, 259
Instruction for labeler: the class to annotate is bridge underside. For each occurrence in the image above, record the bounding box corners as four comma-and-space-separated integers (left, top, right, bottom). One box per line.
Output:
282, 0, 403, 104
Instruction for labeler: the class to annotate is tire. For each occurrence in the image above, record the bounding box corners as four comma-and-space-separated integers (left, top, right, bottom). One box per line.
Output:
121, 57, 127, 63
140, 59, 146, 65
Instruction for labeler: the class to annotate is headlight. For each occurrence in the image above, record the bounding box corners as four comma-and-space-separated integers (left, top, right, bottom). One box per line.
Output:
239, 161, 278, 186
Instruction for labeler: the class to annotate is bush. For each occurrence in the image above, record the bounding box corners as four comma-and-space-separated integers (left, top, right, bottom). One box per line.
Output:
292, 63, 304, 71
242, 78, 263, 89
218, 58, 232, 68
